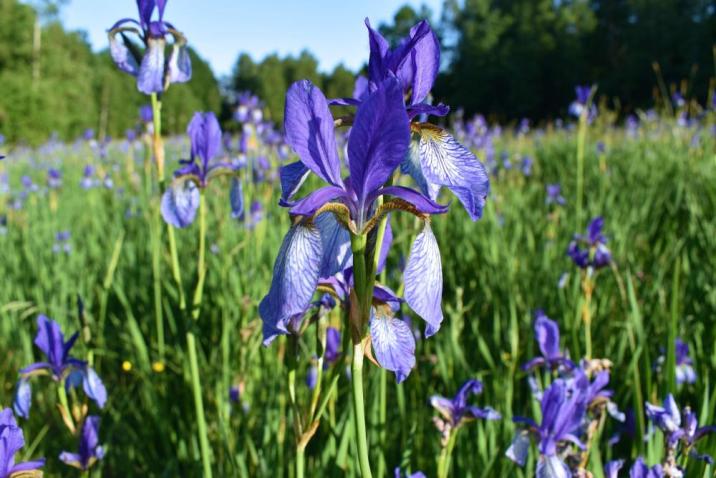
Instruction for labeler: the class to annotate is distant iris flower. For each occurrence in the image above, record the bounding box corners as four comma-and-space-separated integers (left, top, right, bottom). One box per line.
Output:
430, 379, 500, 434
646, 394, 716, 461
606, 458, 663, 478
81, 165, 96, 189
567, 216, 611, 269
52, 231, 72, 255
47, 168, 62, 189
520, 156, 533, 176
569, 85, 596, 121
108, 0, 191, 94
546, 184, 566, 206
522, 310, 574, 371
394, 468, 426, 478
59, 416, 104, 471
0, 408, 45, 478
161, 112, 240, 228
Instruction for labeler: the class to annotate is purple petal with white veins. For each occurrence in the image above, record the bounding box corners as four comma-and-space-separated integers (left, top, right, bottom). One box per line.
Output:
401, 141, 441, 200
370, 313, 416, 383
404, 224, 443, 336
137, 37, 165, 94
418, 125, 490, 220
167, 43, 192, 84
109, 33, 139, 76
347, 77, 410, 207
259, 223, 322, 344
314, 211, 351, 279
284, 80, 343, 186
279, 161, 310, 203
536, 455, 571, 478
161, 180, 199, 228
378, 186, 448, 215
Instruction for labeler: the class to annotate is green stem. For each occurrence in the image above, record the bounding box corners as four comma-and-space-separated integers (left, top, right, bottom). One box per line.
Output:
187, 331, 212, 478
576, 112, 588, 231
192, 192, 207, 320
351, 342, 372, 478
582, 273, 593, 360
57, 382, 74, 431
296, 446, 305, 478
437, 428, 459, 478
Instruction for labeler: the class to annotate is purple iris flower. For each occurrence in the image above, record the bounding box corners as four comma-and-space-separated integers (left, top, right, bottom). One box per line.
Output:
606, 458, 664, 478
325, 327, 341, 364
520, 156, 533, 176
161, 112, 239, 228
234, 92, 262, 123
522, 310, 574, 371
330, 19, 490, 221
19, 315, 84, 380
81, 165, 96, 189
569, 85, 597, 120
646, 395, 716, 461
672, 92, 686, 108
675, 339, 696, 385
53, 231, 72, 254
567, 216, 611, 269
83, 129, 95, 141
139, 104, 154, 123
59, 416, 104, 471
508, 379, 586, 475
0, 409, 45, 478
430, 379, 500, 430
47, 168, 62, 189
546, 184, 566, 206
394, 468, 426, 478
108, 0, 191, 94
263, 78, 446, 360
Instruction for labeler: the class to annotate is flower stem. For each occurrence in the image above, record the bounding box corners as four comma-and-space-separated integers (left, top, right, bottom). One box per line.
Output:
581, 273, 594, 359
437, 428, 459, 478
187, 331, 212, 478
352, 342, 372, 478
576, 112, 588, 231
187, 190, 212, 477
296, 446, 305, 478
57, 381, 74, 432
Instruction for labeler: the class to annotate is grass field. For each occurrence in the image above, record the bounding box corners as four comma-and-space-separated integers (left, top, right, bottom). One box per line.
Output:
1, 108, 715, 477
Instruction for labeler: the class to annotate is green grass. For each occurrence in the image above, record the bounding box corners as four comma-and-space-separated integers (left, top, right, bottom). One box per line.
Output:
0, 115, 715, 477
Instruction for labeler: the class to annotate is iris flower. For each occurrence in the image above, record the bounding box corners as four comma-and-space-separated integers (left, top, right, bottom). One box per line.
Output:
522, 310, 574, 371
262, 77, 446, 381
60, 416, 104, 471
329, 19, 489, 221
567, 216, 611, 269
569, 85, 596, 121
161, 112, 241, 228
430, 379, 500, 434
605, 458, 664, 478
0, 408, 45, 478
546, 184, 566, 206
19, 315, 107, 411
108, 0, 191, 94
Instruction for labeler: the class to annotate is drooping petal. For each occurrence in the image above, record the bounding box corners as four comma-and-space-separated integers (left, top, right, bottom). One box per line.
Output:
59, 452, 83, 470
188, 112, 223, 165
288, 186, 348, 217
137, 37, 166, 94
604, 460, 624, 478
284, 80, 343, 186
401, 140, 441, 200
167, 43, 192, 84
314, 211, 351, 279
13, 379, 32, 419
370, 313, 416, 383
9, 458, 46, 474
378, 185, 448, 215
82, 368, 107, 409
108, 32, 139, 76
229, 177, 244, 220
347, 77, 410, 206
536, 455, 571, 478
468, 405, 501, 420
160, 180, 199, 228
417, 124, 490, 220
404, 224, 443, 337
279, 161, 310, 204
505, 432, 531, 466
259, 223, 322, 344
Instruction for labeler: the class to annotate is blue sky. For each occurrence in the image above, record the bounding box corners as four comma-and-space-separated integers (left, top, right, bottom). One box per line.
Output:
60, 0, 444, 77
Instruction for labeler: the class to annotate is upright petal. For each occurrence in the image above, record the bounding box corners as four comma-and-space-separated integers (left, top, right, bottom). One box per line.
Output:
188, 112, 223, 165
167, 43, 192, 84
259, 223, 322, 344
348, 77, 410, 206
229, 177, 244, 220
404, 224, 443, 337
370, 313, 416, 383
405, 21, 440, 105
353, 75, 369, 100
365, 18, 389, 86
34, 315, 65, 369
161, 180, 199, 228
279, 161, 310, 203
137, 37, 165, 94
534, 312, 561, 360
417, 125, 490, 220
109, 32, 139, 76
505, 432, 531, 466
284, 80, 343, 186
136, 0, 156, 27
314, 211, 351, 279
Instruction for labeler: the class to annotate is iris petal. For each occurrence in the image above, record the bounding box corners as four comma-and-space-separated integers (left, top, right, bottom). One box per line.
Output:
288, 186, 347, 217
229, 177, 244, 220
167, 43, 192, 84
535, 313, 561, 360
82, 368, 107, 409
279, 161, 310, 204
314, 211, 351, 279
284, 80, 343, 186
13, 379, 32, 419
161, 180, 200, 228
137, 37, 165, 94
404, 224, 443, 337
417, 125, 490, 220
536, 455, 571, 478
109, 32, 139, 76
259, 223, 322, 344
370, 313, 416, 383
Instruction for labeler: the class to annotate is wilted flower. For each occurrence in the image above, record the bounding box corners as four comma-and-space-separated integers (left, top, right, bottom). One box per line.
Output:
108, 0, 191, 94
567, 216, 611, 269
59, 416, 104, 471
0, 408, 45, 478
